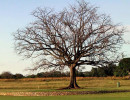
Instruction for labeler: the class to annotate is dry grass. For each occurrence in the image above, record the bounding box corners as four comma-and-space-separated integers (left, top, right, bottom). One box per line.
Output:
0, 76, 129, 92
0, 76, 129, 82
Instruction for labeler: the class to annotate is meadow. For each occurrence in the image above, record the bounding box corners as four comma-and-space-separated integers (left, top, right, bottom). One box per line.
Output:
0, 92, 130, 100
0, 77, 130, 100
0, 77, 130, 92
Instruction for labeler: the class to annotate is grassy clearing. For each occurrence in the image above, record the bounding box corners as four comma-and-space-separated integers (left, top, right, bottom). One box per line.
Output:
0, 77, 129, 92
0, 92, 130, 100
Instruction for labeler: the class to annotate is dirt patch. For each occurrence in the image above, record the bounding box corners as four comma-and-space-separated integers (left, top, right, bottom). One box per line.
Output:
0, 90, 130, 96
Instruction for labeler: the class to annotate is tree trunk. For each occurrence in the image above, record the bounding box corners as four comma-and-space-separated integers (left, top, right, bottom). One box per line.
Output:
66, 67, 80, 89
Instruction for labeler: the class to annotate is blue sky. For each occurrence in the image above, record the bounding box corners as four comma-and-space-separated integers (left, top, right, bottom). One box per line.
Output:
0, 0, 130, 75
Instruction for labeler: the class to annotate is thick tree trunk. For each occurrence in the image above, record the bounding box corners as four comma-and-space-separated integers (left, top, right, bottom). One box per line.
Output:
66, 67, 80, 89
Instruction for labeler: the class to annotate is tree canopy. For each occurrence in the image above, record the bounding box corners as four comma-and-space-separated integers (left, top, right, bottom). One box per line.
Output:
114, 58, 130, 76
119, 58, 130, 71
14, 0, 125, 88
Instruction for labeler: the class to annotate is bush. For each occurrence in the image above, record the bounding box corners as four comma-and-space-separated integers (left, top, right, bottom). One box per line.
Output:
13, 73, 24, 79
26, 74, 36, 78
0, 71, 13, 79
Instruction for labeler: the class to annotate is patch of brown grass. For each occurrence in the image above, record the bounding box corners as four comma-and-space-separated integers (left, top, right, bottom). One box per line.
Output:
0, 76, 129, 82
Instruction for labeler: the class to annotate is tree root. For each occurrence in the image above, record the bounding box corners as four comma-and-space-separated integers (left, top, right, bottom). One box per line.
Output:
57, 85, 81, 90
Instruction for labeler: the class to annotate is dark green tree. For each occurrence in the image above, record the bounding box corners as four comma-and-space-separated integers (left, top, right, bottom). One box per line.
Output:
114, 58, 130, 76
0, 71, 13, 79
119, 58, 130, 72
13, 73, 24, 79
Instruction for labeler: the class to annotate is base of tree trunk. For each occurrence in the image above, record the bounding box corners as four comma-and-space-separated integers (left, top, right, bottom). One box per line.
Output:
64, 86, 80, 89
59, 84, 80, 90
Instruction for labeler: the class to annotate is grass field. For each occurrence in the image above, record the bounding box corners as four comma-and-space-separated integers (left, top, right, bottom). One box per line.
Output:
0, 77, 130, 100
0, 77, 130, 92
0, 92, 130, 100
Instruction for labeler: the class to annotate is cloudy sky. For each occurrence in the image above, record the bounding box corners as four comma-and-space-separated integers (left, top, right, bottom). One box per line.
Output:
0, 0, 130, 75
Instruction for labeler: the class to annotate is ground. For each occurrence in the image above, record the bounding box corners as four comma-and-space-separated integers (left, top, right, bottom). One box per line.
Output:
0, 77, 129, 99
0, 92, 130, 100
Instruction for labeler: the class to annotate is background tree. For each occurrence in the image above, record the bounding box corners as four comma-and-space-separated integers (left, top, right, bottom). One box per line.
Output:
0, 71, 13, 79
119, 58, 130, 72
104, 64, 117, 76
114, 58, 130, 76
88, 64, 117, 77
13, 73, 24, 79
90, 68, 98, 77
14, 0, 125, 89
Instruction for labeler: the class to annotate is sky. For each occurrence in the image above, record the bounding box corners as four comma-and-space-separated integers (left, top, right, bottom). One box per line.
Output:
0, 0, 130, 75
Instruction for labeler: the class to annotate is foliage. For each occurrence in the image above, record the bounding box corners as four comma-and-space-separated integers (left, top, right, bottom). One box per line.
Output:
84, 64, 117, 77
13, 73, 24, 79
0, 72, 24, 79
0, 61, 129, 79
119, 58, 130, 67
119, 58, 130, 72
36, 71, 69, 78
0, 71, 13, 79
26, 74, 36, 78
114, 58, 130, 76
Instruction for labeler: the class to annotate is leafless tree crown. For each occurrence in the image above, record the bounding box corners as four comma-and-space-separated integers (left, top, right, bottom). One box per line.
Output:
14, 1, 125, 70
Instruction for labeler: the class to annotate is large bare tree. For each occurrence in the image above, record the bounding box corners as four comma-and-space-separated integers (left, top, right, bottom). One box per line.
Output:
14, 1, 125, 89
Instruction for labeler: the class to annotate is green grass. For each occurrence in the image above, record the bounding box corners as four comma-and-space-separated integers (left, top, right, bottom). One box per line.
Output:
0, 92, 130, 100
0, 78, 130, 99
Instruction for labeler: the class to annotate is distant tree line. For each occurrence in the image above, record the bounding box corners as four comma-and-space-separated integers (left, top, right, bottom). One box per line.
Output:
0, 72, 24, 79
0, 58, 129, 79
81, 58, 130, 77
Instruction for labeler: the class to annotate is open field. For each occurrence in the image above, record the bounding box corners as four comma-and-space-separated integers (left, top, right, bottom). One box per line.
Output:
0, 92, 130, 100
0, 77, 130, 99
0, 77, 129, 92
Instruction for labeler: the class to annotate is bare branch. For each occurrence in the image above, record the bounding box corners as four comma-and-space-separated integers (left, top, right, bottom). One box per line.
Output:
14, 0, 125, 71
